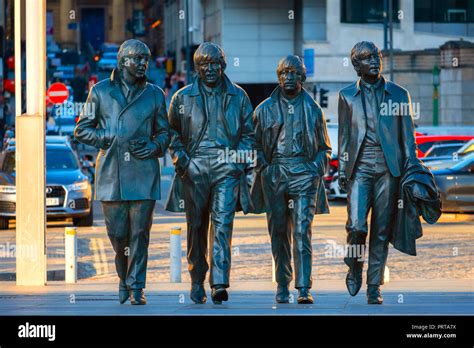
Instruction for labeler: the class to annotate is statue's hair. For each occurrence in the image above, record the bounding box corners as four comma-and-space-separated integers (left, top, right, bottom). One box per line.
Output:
350, 41, 382, 76
193, 42, 227, 71
276, 55, 306, 82
117, 39, 151, 70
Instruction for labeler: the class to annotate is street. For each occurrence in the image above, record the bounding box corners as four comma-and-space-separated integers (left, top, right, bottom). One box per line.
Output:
0, 170, 472, 316
0, 181, 473, 315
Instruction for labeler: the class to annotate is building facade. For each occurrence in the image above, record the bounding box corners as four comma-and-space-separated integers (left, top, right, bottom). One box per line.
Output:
164, 0, 474, 125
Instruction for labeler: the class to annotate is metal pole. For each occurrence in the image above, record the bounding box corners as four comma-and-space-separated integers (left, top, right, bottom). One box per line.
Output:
65, 227, 77, 283
170, 227, 182, 282
383, 0, 388, 51
389, 0, 394, 82
185, 0, 191, 84
272, 257, 276, 283
384, 266, 390, 283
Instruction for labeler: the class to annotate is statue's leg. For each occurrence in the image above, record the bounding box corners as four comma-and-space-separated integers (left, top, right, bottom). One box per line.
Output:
262, 164, 292, 288
344, 171, 373, 296
288, 174, 317, 289
208, 165, 240, 288
183, 156, 211, 286
102, 201, 130, 289
367, 172, 399, 286
126, 200, 156, 290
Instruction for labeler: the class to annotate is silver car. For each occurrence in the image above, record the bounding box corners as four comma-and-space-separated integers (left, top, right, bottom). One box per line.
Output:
0, 139, 93, 229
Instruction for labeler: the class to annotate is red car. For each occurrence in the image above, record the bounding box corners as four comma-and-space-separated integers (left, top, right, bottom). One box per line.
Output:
416, 135, 474, 158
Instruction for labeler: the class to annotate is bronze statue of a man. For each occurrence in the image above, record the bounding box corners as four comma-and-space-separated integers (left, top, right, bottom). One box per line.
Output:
74, 39, 170, 305
165, 42, 254, 304
338, 41, 418, 304
251, 55, 332, 304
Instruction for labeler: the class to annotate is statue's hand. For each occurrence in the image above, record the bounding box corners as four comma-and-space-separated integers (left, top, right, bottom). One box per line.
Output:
129, 138, 158, 160
97, 128, 115, 150
338, 173, 348, 192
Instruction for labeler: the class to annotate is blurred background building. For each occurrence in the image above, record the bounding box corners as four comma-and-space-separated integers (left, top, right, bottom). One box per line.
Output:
0, 0, 473, 130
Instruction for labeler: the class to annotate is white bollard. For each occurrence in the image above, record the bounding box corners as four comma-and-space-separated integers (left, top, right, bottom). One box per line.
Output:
65, 227, 77, 283
384, 265, 390, 283
170, 227, 182, 283
272, 256, 276, 283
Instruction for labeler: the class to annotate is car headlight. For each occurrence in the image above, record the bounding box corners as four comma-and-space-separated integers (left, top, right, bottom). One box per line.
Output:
66, 180, 90, 192
0, 185, 16, 194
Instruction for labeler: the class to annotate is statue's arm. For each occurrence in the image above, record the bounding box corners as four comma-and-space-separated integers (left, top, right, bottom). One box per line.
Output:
252, 106, 268, 173
168, 93, 190, 177
400, 90, 418, 161
238, 92, 256, 169
74, 86, 108, 148
151, 90, 171, 157
313, 107, 332, 176
337, 92, 350, 177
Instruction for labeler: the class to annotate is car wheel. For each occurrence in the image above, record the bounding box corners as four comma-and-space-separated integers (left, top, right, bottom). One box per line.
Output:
0, 217, 10, 230
72, 204, 94, 227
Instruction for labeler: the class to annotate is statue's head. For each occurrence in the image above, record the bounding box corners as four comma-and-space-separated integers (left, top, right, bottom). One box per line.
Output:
193, 42, 226, 87
276, 55, 306, 96
350, 41, 382, 79
117, 39, 151, 80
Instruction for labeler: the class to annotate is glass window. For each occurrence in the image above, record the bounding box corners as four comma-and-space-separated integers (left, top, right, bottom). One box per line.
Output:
341, 0, 400, 23
415, 0, 474, 23
2, 149, 79, 173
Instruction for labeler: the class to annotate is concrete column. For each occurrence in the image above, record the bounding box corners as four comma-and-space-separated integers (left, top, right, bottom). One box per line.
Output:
399, 0, 414, 49
15, 0, 47, 286
111, 0, 125, 43
59, 0, 74, 44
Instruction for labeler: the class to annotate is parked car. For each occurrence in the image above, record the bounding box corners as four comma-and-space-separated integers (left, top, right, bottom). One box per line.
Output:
430, 153, 474, 213
98, 52, 118, 71
424, 142, 465, 158
415, 135, 473, 158
422, 139, 474, 165
0, 140, 94, 229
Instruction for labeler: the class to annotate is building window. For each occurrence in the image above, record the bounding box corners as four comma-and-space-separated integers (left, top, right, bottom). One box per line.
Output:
133, 10, 146, 36
341, 0, 400, 24
415, 0, 474, 23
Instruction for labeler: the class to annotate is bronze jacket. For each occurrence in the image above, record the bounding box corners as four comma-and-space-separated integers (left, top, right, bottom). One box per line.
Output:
74, 69, 170, 201
338, 76, 418, 179
250, 87, 332, 214
165, 74, 255, 214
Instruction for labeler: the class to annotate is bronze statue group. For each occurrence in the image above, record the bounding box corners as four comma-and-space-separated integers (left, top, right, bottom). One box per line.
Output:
75, 40, 441, 306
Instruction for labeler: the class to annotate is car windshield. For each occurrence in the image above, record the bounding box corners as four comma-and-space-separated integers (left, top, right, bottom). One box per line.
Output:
425, 144, 464, 157
3, 149, 79, 173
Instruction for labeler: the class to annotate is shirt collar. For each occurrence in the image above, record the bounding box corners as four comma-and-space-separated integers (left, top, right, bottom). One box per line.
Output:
354, 76, 391, 96
201, 79, 225, 96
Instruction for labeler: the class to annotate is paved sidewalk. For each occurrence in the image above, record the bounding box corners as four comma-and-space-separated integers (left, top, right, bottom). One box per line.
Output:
0, 279, 472, 316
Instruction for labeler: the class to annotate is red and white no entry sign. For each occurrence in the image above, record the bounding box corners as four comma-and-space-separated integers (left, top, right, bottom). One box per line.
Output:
47, 82, 69, 104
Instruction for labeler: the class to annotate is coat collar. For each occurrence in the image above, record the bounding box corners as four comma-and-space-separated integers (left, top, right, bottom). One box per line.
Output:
189, 74, 238, 97
269, 86, 313, 105
110, 68, 147, 88
353, 75, 392, 97
109, 68, 148, 111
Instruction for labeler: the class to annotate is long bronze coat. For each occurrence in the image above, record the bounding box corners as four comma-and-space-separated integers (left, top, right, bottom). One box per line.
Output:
165, 75, 255, 214
250, 87, 332, 214
337, 77, 418, 180
74, 69, 170, 201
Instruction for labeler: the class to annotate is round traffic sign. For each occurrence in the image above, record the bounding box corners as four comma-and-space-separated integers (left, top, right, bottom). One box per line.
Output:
47, 82, 69, 104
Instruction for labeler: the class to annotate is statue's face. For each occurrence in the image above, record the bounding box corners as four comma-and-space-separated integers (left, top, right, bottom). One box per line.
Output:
121, 50, 150, 79
278, 66, 303, 95
197, 58, 223, 87
357, 50, 382, 79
